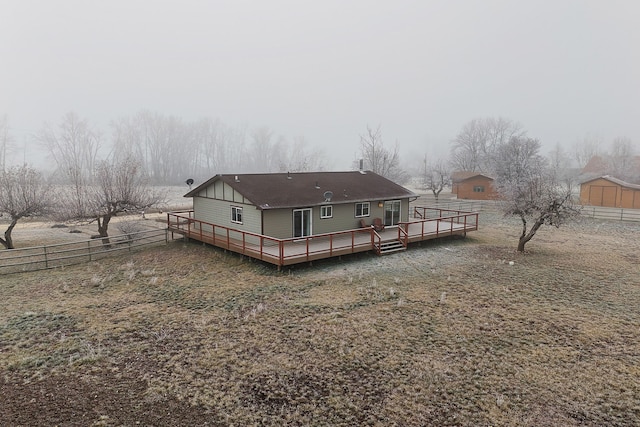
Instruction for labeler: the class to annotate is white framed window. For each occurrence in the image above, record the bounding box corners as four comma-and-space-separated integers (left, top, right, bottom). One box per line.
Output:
355, 202, 370, 217
320, 205, 333, 219
473, 186, 485, 193
231, 206, 243, 224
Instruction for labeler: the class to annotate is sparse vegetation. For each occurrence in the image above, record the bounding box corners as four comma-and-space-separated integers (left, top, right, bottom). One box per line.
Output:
1, 212, 639, 426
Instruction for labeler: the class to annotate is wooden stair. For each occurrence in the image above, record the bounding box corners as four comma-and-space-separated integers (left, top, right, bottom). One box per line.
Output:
377, 240, 406, 255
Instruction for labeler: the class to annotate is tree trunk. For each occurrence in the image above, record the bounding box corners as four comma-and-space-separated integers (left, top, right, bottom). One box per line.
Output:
517, 215, 545, 252
0, 218, 18, 250
97, 214, 112, 246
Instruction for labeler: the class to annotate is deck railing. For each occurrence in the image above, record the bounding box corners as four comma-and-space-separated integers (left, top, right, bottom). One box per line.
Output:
400, 207, 479, 245
167, 206, 478, 267
167, 212, 377, 267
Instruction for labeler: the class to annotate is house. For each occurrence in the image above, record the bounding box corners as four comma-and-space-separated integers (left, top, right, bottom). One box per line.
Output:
184, 171, 417, 238
451, 172, 496, 200
167, 171, 479, 268
580, 175, 640, 209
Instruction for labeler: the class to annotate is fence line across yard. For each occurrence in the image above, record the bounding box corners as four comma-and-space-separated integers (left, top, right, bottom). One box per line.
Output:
580, 206, 640, 222
0, 229, 168, 275
422, 196, 640, 223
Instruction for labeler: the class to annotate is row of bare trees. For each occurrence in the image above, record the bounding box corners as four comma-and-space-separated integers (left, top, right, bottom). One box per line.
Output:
0, 158, 162, 250
108, 111, 326, 183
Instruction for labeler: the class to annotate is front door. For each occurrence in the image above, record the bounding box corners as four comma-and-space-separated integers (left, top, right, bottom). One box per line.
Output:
293, 208, 312, 238
384, 200, 401, 227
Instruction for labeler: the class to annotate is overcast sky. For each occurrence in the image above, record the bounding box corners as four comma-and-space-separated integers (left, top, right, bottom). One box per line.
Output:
2, 0, 639, 169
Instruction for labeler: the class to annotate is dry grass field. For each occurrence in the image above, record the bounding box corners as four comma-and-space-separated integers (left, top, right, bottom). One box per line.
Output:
1, 212, 639, 426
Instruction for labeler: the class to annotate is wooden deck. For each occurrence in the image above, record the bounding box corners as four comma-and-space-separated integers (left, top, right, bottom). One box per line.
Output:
167, 207, 478, 268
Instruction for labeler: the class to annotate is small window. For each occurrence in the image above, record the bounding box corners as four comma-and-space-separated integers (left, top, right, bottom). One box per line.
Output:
355, 202, 370, 217
231, 206, 243, 224
320, 205, 333, 219
473, 186, 485, 193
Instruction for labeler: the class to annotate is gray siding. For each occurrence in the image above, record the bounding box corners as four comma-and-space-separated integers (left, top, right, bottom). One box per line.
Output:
262, 209, 294, 239
260, 198, 410, 238
193, 197, 261, 235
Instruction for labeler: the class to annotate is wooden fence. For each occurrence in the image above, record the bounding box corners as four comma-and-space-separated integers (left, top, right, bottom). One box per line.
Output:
580, 206, 640, 222
0, 229, 168, 275
421, 196, 640, 222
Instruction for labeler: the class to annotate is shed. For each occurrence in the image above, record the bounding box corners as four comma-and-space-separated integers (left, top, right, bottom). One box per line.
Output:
451, 172, 496, 200
580, 176, 640, 209
183, 171, 417, 239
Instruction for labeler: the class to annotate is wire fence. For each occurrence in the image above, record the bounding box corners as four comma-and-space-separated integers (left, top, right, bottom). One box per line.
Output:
0, 228, 168, 275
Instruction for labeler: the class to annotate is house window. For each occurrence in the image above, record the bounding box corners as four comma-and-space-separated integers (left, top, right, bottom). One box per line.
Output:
231, 206, 243, 224
473, 186, 485, 193
320, 205, 333, 219
355, 202, 370, 217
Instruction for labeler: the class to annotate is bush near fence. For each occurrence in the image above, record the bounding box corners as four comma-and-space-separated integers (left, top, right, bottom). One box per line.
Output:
0, 229, 168, 275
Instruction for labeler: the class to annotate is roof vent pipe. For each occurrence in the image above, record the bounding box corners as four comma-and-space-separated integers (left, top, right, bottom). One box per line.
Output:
234, 175, 239, 182
315, 181, 320, 189
287, 171, 292, 179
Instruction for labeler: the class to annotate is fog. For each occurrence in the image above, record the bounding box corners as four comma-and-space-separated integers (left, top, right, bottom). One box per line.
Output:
2, 0, 639, 171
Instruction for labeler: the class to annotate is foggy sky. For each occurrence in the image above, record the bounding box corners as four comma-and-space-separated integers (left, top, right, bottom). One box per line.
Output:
2, 0, 639, 169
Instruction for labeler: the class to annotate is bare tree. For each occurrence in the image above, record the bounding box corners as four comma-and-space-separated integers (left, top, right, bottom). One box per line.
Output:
0, 165, 52, 249
38, 112, 102, 216
359, 125, 407, 183
421, 156, 451, 201
609, 136, 637, 181
493, 137, 580, 252
547, 142, 580, 191
39, 112, 102, 180
90, 156, 164, 242
573, 133, 602, 168
450, 117, 524, 172
0, 114, 14, 171
278, 136, 327, 172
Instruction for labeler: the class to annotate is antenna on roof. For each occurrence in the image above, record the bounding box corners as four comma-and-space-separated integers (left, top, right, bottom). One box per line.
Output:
323, 191, 333, 202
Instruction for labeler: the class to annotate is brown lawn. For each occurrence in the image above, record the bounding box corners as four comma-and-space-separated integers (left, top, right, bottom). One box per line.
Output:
1, 212, 639, 426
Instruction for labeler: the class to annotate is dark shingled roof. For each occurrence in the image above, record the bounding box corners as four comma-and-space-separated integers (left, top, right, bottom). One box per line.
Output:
185, 171, 417, 210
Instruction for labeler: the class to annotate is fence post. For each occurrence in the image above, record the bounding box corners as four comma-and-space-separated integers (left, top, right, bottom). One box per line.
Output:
44, 246, 48, 269
88, 241, 92, 261
621, 209, 624, 221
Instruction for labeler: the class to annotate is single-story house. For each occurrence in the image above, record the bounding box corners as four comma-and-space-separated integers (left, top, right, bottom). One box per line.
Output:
580, 175, 640, 209
183, 171, 418, 239
451, 172, 496, 200
168, 171, 479, 267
